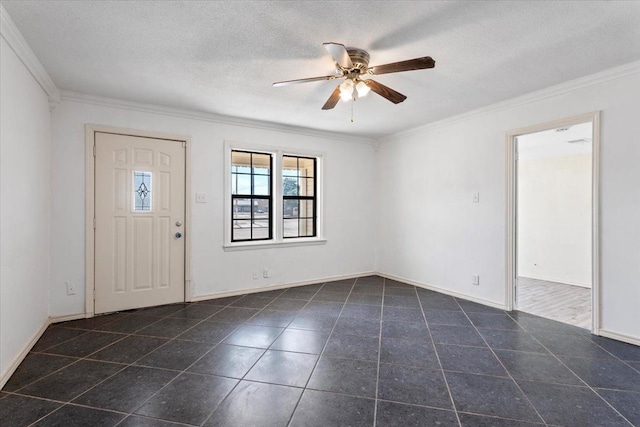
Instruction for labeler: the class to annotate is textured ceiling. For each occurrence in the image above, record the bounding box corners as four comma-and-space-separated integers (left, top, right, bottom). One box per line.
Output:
4, 1, 640, 139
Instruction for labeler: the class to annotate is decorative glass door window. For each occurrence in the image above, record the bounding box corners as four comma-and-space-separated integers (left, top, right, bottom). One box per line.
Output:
133, 171, 152, 211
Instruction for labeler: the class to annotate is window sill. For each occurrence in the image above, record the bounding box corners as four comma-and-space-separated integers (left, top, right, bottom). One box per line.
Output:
223, 238, 327, 251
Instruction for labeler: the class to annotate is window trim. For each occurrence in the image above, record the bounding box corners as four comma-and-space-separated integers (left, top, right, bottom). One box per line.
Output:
283, 155, 317, 239
230, 150, 273, 242
223, 141, 325, 250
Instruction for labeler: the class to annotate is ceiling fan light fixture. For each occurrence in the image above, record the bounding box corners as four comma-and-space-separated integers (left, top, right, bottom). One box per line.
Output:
273, 42, 435, 111
339, 80, 354, 101
356, 80, 370, 97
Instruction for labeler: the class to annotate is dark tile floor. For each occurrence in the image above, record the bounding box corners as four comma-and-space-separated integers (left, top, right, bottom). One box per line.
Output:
2, 276, 639, 426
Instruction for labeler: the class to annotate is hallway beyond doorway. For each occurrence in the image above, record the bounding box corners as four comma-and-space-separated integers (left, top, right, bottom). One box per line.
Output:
517, 276, 591, 329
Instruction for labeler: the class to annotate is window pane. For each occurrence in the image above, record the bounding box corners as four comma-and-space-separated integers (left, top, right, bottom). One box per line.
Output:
283, 199, 299, 218
233, 198, 252, 219
252, 153, 271, 175
254, 199, 269, 216
283, 156, 298, 173
253, 220, 270, 239
233, 173, 251, 195
299, 157, 315, 178
283, 218, 298, 238
283, 177, 299, 196
133, 171, 152, 211
231, 151, 251, 173
254, 175, 270, 196
300, 178, 314, 197
232, 220, 251, 241
299, 200, 314, 218
299, 218, 315, 237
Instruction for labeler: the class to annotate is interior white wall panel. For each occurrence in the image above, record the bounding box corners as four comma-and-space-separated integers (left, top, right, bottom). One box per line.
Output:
0, 37, 51, 379
49, 101, 377, 316
376, 71, 640, 340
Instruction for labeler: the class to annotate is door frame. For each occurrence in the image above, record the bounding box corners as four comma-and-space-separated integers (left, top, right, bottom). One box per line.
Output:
504, 111, 601, 333
85, 125, 192, 317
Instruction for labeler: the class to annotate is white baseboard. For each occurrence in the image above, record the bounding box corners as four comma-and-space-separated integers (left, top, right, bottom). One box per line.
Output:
597, 329, 640, 346
190, 271, 376, 302
50, 313, 88, 324
0, 312, 91, 390
3, 271, 636, 392
377, 272, 507, 310
0, 318, 50, 390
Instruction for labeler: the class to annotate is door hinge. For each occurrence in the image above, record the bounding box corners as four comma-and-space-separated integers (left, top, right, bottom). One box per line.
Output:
515, 152, 520, 161
182, 141, 186, 148
93, 217, 96, 229
93, 289, 96, 301
93, 144, 96, 157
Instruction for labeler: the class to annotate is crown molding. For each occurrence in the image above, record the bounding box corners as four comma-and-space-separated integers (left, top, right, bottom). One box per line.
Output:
378, 60, 640, 145
59, 91, 375, 145
1, 4, 60, 109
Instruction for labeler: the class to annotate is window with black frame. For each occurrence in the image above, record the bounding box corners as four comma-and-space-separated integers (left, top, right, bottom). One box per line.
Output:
283, 155, 316, 238
231, 150, 272, 241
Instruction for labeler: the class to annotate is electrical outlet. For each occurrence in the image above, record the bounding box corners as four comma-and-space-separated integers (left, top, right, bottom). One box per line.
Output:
472, 275, 480, 286
66, 281, 76, 295
195, 193, 207, 203
263, 269, 270, 278
253, 272, 258, 280
473, 192, 480, 203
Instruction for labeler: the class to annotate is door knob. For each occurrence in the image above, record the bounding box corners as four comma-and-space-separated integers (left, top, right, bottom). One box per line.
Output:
175, 232, 182, 238
175, 220, 182, 227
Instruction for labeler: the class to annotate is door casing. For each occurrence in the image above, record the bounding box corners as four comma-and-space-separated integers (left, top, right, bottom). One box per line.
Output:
504, 112, 600, 333
85, 125, 192, 317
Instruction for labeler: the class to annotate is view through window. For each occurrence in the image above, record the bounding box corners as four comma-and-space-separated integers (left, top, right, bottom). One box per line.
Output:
231, 150, 272, 241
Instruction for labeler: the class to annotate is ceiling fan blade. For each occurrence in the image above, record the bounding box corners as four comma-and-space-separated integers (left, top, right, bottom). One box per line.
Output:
364, 80, 407, 104
368, 56, 435, 75
273, 75, 337, 87
323, 42, 354, 69
322, 86, 342, 110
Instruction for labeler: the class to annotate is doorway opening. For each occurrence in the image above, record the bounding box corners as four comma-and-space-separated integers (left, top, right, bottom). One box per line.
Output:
505, 112, 600, 332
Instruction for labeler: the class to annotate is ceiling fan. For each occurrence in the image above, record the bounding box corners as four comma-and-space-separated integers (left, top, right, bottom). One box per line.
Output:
273, 43, 435, 110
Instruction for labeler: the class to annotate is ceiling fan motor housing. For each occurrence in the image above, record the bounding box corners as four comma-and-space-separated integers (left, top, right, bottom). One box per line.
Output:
346, 48, 370, 71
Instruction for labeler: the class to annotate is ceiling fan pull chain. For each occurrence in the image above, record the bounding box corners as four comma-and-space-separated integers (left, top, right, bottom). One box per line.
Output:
351, 96, 355, 123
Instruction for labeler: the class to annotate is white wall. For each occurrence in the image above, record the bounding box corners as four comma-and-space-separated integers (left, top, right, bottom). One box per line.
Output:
49, 99, 377, 317
377, 68, 640, 341
517, 153, 592, 287
0, 38, 51, 381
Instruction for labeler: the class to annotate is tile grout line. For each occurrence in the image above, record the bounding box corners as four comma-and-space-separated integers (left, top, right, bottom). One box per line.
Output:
197, 282, 327, 427
11, 283, 637, 426
66, 303, 241, 423
118, 301, 250, 424
285, 278, 361, 427
12, 325, 145, 423
120, 293, 295, 426
459, 305, 549, 426
23, 309, 213, 426
504, 312, 636, 426
23, 361, 131, 426
28, 299, 240, 426
414, 288, 462, 427
371, 277, 386, 427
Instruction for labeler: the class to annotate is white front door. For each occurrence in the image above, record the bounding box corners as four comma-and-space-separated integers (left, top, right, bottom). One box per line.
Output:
94, 132, 185, 314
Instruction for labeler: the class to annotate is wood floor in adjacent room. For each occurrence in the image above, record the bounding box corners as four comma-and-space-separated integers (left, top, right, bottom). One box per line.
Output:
517, 276, 591, 330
